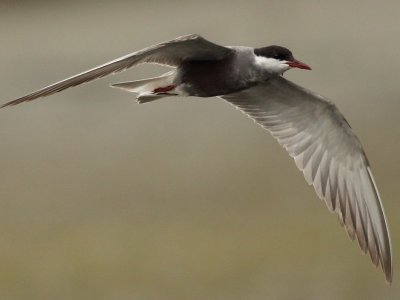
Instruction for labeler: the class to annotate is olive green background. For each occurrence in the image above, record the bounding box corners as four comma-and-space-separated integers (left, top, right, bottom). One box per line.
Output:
0, 0, 399, 299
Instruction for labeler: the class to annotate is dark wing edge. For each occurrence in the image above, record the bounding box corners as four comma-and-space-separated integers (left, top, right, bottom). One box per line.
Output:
2, 34, 232, 107
220, 77, 392, 282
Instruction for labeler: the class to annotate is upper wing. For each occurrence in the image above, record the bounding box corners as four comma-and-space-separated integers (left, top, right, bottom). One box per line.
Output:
221, 77, 392, 282
2, 34, 233, 107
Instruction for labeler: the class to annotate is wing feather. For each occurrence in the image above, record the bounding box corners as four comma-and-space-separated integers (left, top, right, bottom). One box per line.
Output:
221, 77, 392, 282
2, 34, 232, 107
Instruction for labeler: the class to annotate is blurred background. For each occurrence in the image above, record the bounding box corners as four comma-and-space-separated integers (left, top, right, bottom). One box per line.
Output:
0, 0, 399, 299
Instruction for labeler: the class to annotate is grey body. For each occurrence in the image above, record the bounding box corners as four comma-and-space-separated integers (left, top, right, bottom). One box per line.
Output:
178, 47, 260, 97
1, 34, 392, 282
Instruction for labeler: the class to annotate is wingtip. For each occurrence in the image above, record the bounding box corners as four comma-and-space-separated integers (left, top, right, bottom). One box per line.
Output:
383, 256, 393, 284
0, 101, 14, 109
1, 97, 30, 108
385, 272, 393, 285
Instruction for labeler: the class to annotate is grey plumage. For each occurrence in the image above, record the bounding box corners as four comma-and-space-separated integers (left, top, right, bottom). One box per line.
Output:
221, 77, 392, 281
1, 34, 392, 282
1, 34, 233, 107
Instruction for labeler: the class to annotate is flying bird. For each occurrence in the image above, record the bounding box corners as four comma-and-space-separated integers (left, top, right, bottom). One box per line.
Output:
2, 34, 392, 282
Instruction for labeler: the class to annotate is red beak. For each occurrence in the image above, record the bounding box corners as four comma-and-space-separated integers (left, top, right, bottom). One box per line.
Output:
287, 59, 311, 70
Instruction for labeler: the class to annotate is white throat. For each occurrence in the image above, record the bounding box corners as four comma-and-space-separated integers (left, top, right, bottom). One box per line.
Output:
254, 55, 290, 75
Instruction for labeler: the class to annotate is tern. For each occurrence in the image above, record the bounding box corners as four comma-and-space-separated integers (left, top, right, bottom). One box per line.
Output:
2, 34, 392, 282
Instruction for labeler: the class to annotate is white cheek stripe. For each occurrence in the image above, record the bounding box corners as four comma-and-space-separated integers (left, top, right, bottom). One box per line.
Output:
255, 56, 277, 67
254, 55, 289, 74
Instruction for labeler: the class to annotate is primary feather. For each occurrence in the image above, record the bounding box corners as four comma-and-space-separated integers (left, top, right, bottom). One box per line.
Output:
221, 77, 392, 282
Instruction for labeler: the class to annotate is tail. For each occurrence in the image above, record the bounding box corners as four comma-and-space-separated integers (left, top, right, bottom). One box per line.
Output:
111, 71, 176, 103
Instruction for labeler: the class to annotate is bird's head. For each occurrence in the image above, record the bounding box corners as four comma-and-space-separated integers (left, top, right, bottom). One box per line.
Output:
254, 45, 311, 75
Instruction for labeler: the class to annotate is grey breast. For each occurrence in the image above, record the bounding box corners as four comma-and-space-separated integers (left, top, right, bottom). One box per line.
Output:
178, 47, 259, 97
